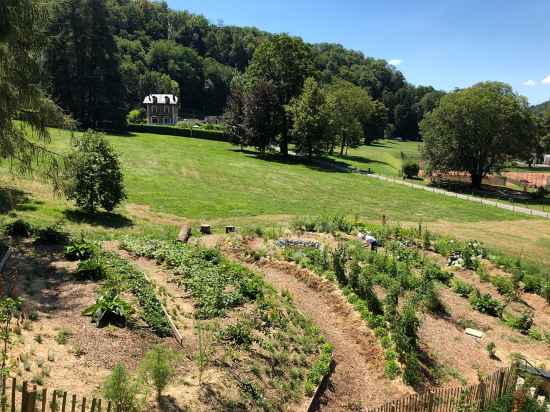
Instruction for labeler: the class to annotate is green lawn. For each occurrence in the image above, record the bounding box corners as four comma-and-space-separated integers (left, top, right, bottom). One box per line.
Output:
3, 128, 550, 265
329, 139, 422, 176
4, 129, 524, 224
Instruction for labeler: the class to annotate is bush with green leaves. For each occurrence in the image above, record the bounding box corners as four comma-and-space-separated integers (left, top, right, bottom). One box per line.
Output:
4, 219, 33, 237
64, 130, 126, 213
469, 290, 504, 318
452, 279, 475, 298
83, 289, 134, 327
34, 223, 69, 245
75, 257, 106, 280
103, 363, 144, 412
504, 312, 534, 334
219, 320, 255, 348
304, 343, 333, 395
139, 345, 180, 402
491, 276, 514, 297
64, 238, 98, 261
402, 161, 419, 178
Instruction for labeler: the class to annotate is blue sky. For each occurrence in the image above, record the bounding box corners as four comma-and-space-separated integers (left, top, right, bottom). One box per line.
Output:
167, 0, 550, 105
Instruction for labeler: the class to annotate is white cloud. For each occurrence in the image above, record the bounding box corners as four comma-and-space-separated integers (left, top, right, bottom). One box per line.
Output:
543, 75, 550, 85
522, 80, 537, 86
388, 59, 403, 66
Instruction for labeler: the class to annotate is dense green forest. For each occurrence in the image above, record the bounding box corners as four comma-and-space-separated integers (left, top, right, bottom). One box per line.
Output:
43, 0, 445, 138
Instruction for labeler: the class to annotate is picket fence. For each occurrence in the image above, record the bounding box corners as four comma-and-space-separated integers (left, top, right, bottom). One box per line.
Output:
0, 377, 109, 412
367, 367, 517, 412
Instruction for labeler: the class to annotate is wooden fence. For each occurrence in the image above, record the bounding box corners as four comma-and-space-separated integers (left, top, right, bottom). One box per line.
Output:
0, 377, 109, 412
367, 367, 517, 412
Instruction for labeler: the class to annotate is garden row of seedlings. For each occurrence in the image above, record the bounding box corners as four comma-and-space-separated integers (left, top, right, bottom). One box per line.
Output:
118, 237, 333, 411
2, 219, 173, 337
267, 216, 549, 386
278, 235, 438, 386
361, 224, 550, 342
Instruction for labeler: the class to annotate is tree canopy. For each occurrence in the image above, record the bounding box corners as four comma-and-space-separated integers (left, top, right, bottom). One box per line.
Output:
0, 0, 66, 184
40, 0, 443, 138
420, 82, 537, 188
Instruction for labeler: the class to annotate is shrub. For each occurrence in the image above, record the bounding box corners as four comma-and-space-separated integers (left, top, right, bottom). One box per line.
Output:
491, 276, 514, 297
103, 363, 143, 412
127, 108, 145, 124
402, 161, 419, 179
424, 263, 453, 285
452, 279, 474, 298
469, 290, 504, 317
75, 257, 106, 280
64, 130, 126, 212
476, 264, 491, 283
219, 321, 254, 348
4, 219, 33, 237
139, 345, 180, 402
384, 360, 400, 379
34, 223, 69, 245
505, 312, 534, 334
64, 238, 98, 261
82, 289, 134, 327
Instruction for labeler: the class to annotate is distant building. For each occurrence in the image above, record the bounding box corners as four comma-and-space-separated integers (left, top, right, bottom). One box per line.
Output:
143, 94, 179, 125
544, 154, 550, 166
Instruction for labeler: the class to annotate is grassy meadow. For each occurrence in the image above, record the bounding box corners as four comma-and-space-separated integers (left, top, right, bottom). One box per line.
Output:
1, 128, 550, 264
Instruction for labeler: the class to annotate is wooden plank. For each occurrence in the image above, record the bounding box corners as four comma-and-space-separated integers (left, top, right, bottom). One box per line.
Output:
51, 391, 57, 412
96, 400, 101, 412
70, 395, 76, 412
90, 399, 95, 412
41, 388, 47, 412
10, 378, 15, 412
81, 397, 86, 412
61, 392, 67, 412
105, 402, 111, 412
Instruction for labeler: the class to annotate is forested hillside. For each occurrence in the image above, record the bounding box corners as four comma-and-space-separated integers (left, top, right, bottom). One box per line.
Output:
44, 0, 444, 138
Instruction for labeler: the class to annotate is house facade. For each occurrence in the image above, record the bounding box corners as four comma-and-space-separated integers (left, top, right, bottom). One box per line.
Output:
143, 94, 179, 125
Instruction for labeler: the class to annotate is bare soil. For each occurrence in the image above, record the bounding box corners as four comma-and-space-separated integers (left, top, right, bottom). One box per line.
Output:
3, 241, 174, 400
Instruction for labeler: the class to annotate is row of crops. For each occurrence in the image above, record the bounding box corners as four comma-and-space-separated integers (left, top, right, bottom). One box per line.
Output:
119, 237, 333, 410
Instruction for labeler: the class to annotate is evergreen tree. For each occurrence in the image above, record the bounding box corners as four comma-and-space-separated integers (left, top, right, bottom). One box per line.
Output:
0, 0, 66, 183
47, 0, 127, 130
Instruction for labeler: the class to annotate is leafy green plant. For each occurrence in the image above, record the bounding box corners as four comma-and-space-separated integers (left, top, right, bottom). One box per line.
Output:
384, 359, 400, 379
34, 223, 69, 245
103, 363, 144, 412
4, 219, 33, 237
75, 257, 106, 280
304, 343, 332, 395
402, 161, 419, 179
504, 312, 534, 334
452, 279, 475, 298
82, 289, 134, 327
55, 328, 72, 345
64, 130, 126, 213
469, 290, 504, 318
219, 321, 254, 348
64, 238, 98, 261
139, 345, 180, 403
491, 276, 514, 297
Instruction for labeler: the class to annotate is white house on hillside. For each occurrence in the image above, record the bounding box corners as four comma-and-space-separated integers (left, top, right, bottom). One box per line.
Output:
143, 94, 179, 125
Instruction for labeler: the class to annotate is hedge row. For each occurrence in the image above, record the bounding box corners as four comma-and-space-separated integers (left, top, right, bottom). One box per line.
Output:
128, 124, 228, 142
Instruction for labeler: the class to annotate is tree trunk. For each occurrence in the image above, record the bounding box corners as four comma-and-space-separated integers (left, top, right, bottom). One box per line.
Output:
471, 173, 483, 189
339, 140, 345, 156
279, 130, 288, 157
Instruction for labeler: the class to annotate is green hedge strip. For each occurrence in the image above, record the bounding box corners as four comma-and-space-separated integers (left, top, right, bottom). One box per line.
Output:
128, 124, 228, 142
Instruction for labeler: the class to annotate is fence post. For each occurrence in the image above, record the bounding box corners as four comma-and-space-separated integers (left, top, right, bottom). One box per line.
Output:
479, 380, 486, 411
21, 382, 28, 412
497, 369, 505, 398
11, 378, 15, 412
427, 390, 435, 412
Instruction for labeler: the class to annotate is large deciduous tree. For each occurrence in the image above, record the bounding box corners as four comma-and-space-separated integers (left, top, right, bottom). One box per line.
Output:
46, 0, 127, 130
287, 78, 331, 159
245, 34, 314, 156
0, 0, 66, 183
420, 82, 537, 188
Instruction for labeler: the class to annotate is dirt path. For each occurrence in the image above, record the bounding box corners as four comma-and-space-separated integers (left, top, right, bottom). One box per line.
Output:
237, 258, 410, 411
